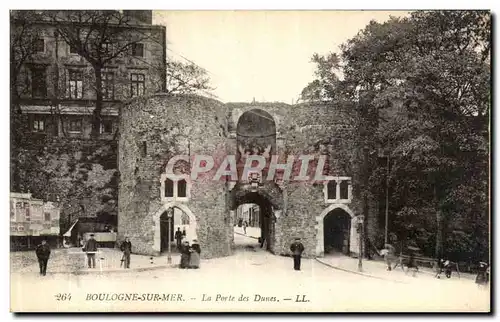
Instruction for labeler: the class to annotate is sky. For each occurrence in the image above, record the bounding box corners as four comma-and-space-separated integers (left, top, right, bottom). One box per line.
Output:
154, 11, 408, 103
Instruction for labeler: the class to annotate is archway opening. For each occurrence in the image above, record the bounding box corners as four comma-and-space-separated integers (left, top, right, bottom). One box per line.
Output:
233, 192, 274, 252
323, 208, 351, 255
160, 206, 195, 253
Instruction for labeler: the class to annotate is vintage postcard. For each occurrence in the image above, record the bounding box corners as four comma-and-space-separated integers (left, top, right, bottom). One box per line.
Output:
9, 10, 490, 313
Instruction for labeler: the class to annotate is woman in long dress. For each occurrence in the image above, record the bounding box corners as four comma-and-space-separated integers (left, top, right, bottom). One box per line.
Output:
180, 241, 190, 269
189, 240, 201, 269
475, 262, 489, 287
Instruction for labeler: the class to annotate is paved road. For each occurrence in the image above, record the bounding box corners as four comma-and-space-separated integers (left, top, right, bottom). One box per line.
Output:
10, 231, 490, 312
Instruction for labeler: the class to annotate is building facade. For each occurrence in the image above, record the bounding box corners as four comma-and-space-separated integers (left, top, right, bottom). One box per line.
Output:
10, 10, 167, 234
119, 94, 377, 259
10, 192, 61, 249
11, 10, 166, 141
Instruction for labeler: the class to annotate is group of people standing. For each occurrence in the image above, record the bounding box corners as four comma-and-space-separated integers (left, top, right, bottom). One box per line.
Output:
179, 240, 201, 269
379, 243, 490, 287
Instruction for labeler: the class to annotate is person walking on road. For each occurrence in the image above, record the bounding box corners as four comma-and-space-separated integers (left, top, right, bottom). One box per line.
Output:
381, 244, 396, 271
83, 234, 98, 269
290, 237, 305, 271
475, 261, 489, 288
175, 228, 183, 250
120, 237, 132, 269
243, 221, 247, 235
35, 239, 51, 276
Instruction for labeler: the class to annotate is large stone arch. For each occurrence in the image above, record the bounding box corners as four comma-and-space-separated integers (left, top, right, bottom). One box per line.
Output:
315, 204, 359, 257
152, 202, 197, 252
230, 107, 283, 134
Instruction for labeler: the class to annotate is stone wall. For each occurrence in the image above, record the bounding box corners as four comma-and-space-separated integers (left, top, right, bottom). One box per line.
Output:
118, 94, 231, 258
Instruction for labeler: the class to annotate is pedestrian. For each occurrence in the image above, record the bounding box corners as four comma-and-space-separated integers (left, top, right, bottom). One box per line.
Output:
475, 261, 489, 288
35, 239, 51, 276
83, 234, 98, 269
175, 228, 183, 250
290, 237, 305, 271
444, 260, 452, 278
406, 253, 418, 277
189, 239, 201, 269
182, 228, 187, 239
243, 221, 247, 235
120, 237, 132, 269
180, 241, 191, 269
381, 244, 395, 271
436, 258, 445, 278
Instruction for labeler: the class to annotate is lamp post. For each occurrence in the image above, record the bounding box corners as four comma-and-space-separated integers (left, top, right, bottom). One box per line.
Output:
167, 208, 173, 264
357, 215, 364, 272
385, 150, 390, 245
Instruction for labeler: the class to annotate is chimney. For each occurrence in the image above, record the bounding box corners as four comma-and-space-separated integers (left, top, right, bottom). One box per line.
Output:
123, 10, 153, 24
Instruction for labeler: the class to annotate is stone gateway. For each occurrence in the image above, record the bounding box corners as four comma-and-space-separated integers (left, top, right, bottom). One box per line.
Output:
118, 94, 378, 259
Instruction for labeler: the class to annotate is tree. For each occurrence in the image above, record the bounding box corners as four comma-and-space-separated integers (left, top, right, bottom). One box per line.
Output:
166, 57, 214, 95
45, 10, 159, 137
299, 53, 341, 102
10, 10, 42, 191
303, 11, 490, 262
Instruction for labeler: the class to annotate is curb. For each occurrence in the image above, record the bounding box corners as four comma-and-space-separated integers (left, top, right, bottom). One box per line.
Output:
234, 231, 259, 240
17, 264, 178, 276
315, 258, 408, 284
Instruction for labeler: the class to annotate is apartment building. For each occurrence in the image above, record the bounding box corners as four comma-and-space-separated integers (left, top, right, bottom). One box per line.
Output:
11, 10, 167, 140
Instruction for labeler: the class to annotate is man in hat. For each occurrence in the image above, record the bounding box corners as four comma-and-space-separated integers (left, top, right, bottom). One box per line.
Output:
83, 234, 98, 268
290, 237, 305, 271
120, 237, 132, 269
35, 239, 51, 276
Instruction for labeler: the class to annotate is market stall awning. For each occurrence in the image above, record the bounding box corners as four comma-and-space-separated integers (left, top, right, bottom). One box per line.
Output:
63, 220, 79, 237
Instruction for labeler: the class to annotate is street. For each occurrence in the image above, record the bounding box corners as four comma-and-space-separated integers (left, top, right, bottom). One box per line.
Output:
10, 230, 490, 312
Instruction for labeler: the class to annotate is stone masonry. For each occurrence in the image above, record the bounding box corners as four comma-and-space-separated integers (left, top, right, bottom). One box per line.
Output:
119, 94, 379, 259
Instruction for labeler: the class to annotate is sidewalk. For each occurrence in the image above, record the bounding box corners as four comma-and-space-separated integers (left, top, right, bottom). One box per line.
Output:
11, 248, 181, 275
234, 226, 260, 239
316, 254, 477, 284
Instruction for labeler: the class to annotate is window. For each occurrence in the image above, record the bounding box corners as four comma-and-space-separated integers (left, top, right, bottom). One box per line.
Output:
130, 73, 145, 97
32, 115, 46, 132
100, 119, 113, 134
178, 179, 187, 198
33, 38, 45, 53
327, 181, 337, 200
162, 173, 191, 201
69, 44, 78, 54
68, 70, 83, 99
142, 141, 147, 156
31, 67, 47, 98
69, 118, 83, 133
101, 42, 113, 55
165, 178, 174, 197
324, 177, 352, 204
131, 43, 144, 57
24, 203, 30, 221
101, 72, 114, 100
340, 180, 349, 200
44, 212, 51, 222
10, 201, 15, 221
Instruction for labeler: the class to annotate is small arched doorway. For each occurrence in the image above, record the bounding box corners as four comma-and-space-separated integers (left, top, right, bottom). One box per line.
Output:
155, 204, 197, 253
323, 208, 351, 255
